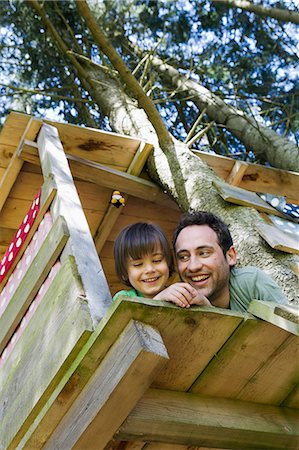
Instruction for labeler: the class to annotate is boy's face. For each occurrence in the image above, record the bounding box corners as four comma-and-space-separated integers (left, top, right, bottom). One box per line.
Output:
175, 224, 236, 308
127, 246, 169, 298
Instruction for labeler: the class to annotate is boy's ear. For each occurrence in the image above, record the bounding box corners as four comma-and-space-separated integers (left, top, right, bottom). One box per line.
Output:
226, 246, 237, 267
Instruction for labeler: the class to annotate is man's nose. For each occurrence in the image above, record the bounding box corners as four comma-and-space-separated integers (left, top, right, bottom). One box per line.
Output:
187, 255, 202, 272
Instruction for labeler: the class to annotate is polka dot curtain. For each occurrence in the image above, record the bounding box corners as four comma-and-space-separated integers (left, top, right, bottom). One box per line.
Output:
0, 189, 41, 284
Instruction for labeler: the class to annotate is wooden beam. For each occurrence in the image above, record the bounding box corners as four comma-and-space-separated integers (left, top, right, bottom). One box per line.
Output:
18, 139, 178, 209
35, 125, 113, 324
0, 215, 69, 354
0, 119, 41, 212
194, 150, 299, 204
274, 304, 299, 324
248, 300, 299, 336
213, 180, 294, 220
256, 221, 299, 255
116, 389, 299, 449
43, 320, 169, 450
94, 142, 154, 253
226, 160, 248, 186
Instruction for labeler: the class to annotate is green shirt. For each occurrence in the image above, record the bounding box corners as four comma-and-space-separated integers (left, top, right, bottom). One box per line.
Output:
113, 289, 144, 302
229, 266, 287, 312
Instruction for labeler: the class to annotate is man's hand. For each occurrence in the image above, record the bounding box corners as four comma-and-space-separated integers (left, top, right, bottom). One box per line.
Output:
153, 283, 210, 308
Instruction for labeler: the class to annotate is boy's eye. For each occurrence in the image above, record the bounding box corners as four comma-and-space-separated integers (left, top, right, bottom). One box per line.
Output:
153, 258, 162, 263
132, 261, 143, 267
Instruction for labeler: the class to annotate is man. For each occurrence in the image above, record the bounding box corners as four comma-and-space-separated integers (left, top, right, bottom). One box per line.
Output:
172, 211, 288, 312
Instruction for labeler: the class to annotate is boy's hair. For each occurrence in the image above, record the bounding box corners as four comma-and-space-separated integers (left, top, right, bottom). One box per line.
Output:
114, 222, 174, 287
172, 211, 234, 256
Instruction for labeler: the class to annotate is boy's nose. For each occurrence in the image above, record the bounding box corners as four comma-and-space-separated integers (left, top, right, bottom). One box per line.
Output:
144, 262, 155, 272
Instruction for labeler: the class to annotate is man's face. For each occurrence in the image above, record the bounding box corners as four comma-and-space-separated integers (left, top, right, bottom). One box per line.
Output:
175, 224, 237, 308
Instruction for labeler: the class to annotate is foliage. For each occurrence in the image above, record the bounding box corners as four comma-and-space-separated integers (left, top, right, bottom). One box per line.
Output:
0, 0, 298, 162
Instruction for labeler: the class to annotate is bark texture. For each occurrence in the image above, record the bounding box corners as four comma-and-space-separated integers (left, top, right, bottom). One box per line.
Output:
150, 56, 299, 172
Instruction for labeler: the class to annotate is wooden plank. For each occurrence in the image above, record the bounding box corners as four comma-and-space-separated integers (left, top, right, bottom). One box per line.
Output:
0, 215, 69, 354
94, 141, 154, 253
248, 300, 299, 336
256, 221, 299, 255
117, 389, 299, 449
0, 175, 57, 292
213, 180, 293, 219
19, 140, 179, 209
195, 150, 299, 204
0, 119, 41, 213
44, 320, 168, 450
0, 256, 94, 450
226, 160, 248, 186
274, 304, 299, 324
23, 298, 244, 448
36, 124, 112, 324
236, 333, 299, 405
190, 316, 291, 399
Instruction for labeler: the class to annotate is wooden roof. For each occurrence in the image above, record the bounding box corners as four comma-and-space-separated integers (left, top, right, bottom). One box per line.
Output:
0, 113, 298, 449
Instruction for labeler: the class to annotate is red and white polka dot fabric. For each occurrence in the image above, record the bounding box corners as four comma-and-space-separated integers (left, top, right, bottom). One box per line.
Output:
0, 210, 62, 367
0, 189, 41, 284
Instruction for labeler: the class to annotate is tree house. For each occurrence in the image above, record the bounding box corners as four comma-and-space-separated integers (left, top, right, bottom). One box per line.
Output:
0, 112, 298, 450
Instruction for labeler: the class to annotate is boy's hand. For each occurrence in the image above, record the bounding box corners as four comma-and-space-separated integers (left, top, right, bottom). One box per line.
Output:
154, 283, 200, 308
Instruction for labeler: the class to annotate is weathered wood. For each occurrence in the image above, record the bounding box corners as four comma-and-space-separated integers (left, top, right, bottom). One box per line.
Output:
116, 389, 299, 449
256, 221, 299, 255
0, 256, 94, 450
36, 124, 112, 324
226, 160, 248, 186
236, 333, 299, 405
190, 316, 290, 399
213, 180, 293, 219
0, 119, 40, 213
196, 150, 299, 204
274, 304, 299, 324
0, 175, 57, 292
248, 300, 299, 336
44, 320, 168, 450
0, 215, 69, 354
19, 139, 179, 209
94, 141, 154, 253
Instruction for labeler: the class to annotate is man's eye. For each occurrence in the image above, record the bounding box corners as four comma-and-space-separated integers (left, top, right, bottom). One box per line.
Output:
200, 251, 210, 257
178, 254, 189, 261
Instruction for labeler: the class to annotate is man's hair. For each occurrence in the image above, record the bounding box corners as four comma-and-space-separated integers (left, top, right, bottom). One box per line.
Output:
114, 222, 174, 287
172, 211, 234, 255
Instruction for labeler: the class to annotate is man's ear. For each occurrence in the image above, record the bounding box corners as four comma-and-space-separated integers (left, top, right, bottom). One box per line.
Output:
226, 246, 237, 267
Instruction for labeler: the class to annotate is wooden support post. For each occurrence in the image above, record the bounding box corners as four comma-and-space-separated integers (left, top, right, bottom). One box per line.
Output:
116, 389, 299, 449
226, 160, 248, 186
36, 124, 112, 323
43, 320, 169, 450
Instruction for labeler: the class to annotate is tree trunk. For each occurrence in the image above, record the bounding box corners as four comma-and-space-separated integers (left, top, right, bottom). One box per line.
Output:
84, 61, 298, 303
212, 0, 299, 25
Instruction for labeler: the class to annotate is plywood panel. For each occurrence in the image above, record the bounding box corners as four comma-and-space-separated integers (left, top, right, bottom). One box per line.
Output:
256, 221, 299, 255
